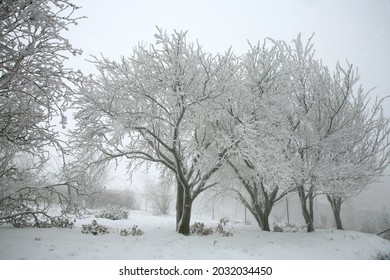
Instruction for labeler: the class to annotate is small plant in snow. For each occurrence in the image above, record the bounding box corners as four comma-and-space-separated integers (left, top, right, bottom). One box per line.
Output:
95, 206, 129, 220
190, 222, 214, 236
216, 218, 233, 237
273, 223, 306, 233
273, 224, 283, 232
190, 218, 233, 237
120, 225, 144, 236
81, 219, 110, 235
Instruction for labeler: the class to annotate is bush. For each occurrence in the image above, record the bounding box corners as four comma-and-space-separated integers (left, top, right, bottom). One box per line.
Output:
81, 219, 110, 235
273, 223, 306, 232
273, 224, 283, 232
120, 225, 144, 236
190, 218, 233, 237
95, 206, 129, 220
40, 217, 75, 228
191, 222, 214, 236
216, 218, 233, 237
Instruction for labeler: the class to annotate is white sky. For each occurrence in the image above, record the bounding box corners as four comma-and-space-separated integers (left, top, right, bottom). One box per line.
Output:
64, 0, 390, 208
67, 0, 390, 102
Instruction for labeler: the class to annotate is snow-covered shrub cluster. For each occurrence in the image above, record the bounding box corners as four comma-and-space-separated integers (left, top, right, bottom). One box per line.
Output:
191, 218, 233, 237
81, 220, 110, 235
41, 217, 75, 228
273, 223, 306, 233
120, 225, 143, 236
215, 218, 233, 237
191, 222, 214, 236
95, 206, 129, 220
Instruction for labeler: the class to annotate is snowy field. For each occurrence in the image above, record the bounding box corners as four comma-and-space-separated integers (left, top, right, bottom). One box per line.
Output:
0, 210, 389, 260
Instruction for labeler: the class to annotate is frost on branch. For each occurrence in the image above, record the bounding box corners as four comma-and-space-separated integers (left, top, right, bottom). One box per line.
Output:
71, 26, 390, 235
72, 27, 239, 235
0, 0, 85, 226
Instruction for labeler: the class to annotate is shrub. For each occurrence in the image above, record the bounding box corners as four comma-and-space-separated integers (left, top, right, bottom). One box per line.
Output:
273, 224, 283, 232
81, 219, 110, 235
190, 218, 233, 237
216, 218, 233, 237
120, 225, 144, 236
273, 222, 306, 232
41, 217, 75, 228
96, 206, 129, 220
191, 222, 214, 236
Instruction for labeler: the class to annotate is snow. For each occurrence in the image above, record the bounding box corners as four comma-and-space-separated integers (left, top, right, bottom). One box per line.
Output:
0, 210, 389, 260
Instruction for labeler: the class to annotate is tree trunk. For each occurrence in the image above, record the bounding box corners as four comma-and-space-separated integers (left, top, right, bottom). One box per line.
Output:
309, 191, 314, 224
327, 195, 343, 230
176, 177, 192, 235
251, 203, 272, 231
176, 178, 184, 231
260, 210, 271, 232
297, 185, 315, 232
252, 212, 263, 230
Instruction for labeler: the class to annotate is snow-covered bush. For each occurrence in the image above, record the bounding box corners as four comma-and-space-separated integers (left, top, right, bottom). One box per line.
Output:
273, 223, 306, 233
95, 206, 129, 220
216, 218, 233, 237
273, 224, 283, 232
41, 217, 75, 228
81, 220, 110, 235
190, 219, 233, 237
120, 225, 143, 236
190, 222, 214, 236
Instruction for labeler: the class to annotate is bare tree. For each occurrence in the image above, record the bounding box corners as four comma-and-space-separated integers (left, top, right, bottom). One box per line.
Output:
72, 28, 239, 235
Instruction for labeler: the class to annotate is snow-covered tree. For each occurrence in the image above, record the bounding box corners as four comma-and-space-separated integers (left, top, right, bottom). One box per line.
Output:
72, 28, 239, 235
0, 0, 83, 226
284, 35, 390, 231
281, 34, 334, 232
223, 38, 298, 231
313, 64, 390, 230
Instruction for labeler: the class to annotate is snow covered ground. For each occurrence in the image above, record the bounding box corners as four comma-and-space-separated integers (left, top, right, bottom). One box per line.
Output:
0, 210, 389, 260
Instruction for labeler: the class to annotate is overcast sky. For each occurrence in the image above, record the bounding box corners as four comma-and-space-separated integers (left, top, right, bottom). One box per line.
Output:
68, 0, 390, 102
65, 0, 390, 209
